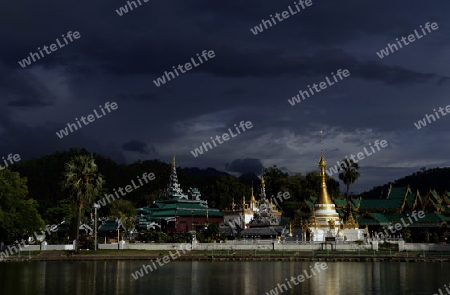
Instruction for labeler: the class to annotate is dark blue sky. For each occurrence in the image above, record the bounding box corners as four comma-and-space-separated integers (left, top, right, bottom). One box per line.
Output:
1, 0, 449, 193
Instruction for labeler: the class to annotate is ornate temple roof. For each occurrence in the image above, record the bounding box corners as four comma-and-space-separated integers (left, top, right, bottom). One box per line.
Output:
248, 174, 280, 227
136, 156, 222, 229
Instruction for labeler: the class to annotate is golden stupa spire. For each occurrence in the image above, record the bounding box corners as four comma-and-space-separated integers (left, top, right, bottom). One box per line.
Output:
318, 131, 333, 205
250, 182, 256, 202
172, 155, 176, 167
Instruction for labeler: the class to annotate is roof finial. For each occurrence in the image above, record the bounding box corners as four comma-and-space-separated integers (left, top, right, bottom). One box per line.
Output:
320, 130, 324, 156
172, 155, 176, 167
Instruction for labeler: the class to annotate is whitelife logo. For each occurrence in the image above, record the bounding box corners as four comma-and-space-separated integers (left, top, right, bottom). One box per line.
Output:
0, 153, 21, 170
190, 121, 253, 157
368, 210, 425, 242
94, 172, 155, 207
250, 0, 313, 35
18, 31, 81, 68
115, 0, 150, 16
153, 50, 215, 87
272, 192, 291, 209
376, 22, 439, 59
287, 69, 350, 106
265, 262, 328, 295
56, 102, 118, 139
131, 243, 193, 280
325, 140, 388, 177
414, 105, 450, 130
434, 282, 450, 295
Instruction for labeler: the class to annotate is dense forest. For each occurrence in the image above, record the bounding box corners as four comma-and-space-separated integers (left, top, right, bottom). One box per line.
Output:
7, 148, 340, 225
2, 147, 449, 243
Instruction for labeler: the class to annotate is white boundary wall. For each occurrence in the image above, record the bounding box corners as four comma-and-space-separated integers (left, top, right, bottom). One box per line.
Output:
9, 241, 450, 252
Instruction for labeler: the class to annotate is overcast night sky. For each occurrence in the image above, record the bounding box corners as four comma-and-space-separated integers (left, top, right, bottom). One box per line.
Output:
1, 0, 449, 194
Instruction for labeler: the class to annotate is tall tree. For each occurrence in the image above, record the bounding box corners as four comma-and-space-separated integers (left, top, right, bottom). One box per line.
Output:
62, 154, 105, 251
110, 199, 137, 234
0, 169, 44, 243
338, 158, 360, 200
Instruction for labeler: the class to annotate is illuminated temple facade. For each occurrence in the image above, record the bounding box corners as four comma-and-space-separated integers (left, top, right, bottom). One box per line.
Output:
296, 146, 450, 241
298, 150, 365, 242
136, 157, 223, 233
221, 176, 282, 238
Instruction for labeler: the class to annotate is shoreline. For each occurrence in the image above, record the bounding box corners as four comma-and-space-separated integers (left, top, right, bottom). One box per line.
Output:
2, 250, 449, 263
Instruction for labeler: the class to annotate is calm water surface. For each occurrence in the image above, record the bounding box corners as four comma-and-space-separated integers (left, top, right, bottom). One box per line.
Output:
0, 261, 448, 295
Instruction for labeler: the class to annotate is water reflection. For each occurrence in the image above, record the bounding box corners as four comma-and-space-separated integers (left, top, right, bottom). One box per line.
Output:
0, 261, 448, 295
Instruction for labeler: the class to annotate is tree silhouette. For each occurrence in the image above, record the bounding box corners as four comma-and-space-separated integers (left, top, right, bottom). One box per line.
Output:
338, 158, 360, 201
62, 154, 104, 251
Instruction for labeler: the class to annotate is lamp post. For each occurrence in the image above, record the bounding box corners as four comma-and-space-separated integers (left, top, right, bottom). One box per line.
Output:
93, 203, 100, 251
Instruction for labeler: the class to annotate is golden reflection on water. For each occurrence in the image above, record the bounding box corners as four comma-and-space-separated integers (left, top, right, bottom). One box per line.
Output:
1, 261, 448, 295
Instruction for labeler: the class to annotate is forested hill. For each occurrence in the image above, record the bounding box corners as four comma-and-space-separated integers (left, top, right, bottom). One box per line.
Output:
9, 148, 341, 224
360, 167, 450, 199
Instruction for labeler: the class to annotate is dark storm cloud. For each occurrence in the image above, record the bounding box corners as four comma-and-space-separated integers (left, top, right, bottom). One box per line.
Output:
226, 158, 264, 175
122, 140, 150, 155
1, 0, 445, 87
0, 63, 55, 108
0, 0, 449, 193
0, 111, 126, 163
119, 93, 159, 102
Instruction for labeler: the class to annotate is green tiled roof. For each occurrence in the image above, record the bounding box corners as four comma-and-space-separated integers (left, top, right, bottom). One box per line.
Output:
137, 199, 223, 222
411, 213, 450, 226
357, 218, 380, 225
427, 199, 445, 210
442, 207, 450, 217
98, 219, 125, 233
420, 195, 427, 204
387, 187, 407, 199
333, 198, 348, 207
443, 194, 450, 204
367, 213, 391, 223
431, 190, 442, 201
358, 212, 450, 227
405, 193, 416, 208
359, 199, 403, 210
352, 199, 361, 206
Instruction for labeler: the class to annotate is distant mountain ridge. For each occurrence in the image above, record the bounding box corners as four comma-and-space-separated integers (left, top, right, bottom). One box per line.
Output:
183, 167, 229, 177
360, 167, 450, 199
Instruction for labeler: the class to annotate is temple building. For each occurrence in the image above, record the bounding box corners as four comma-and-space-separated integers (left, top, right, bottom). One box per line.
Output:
221, 185, 259, 231
296, 161, 450, 241
296, 147, 365, 242
247, 175, 282, 227
136, 156, 223, 233
222, 176, 284, 239
355, 185, 450, 239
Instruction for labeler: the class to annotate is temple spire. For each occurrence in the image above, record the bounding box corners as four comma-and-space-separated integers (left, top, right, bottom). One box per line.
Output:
250, 181, 256, 210
318, 131, 333, 205
260, 172, 266, 199
163, 155, 186, 200
170, 155, 179, 188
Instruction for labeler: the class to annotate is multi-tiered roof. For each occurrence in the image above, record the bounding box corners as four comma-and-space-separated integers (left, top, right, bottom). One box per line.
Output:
136, 156, 222, 231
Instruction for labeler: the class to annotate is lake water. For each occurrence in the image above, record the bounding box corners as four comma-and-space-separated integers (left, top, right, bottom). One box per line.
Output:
0, 261, 448, 295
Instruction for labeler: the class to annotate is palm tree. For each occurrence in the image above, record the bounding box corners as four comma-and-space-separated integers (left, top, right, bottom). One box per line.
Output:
62, 154, 105, 251
338, 158, 360, 201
